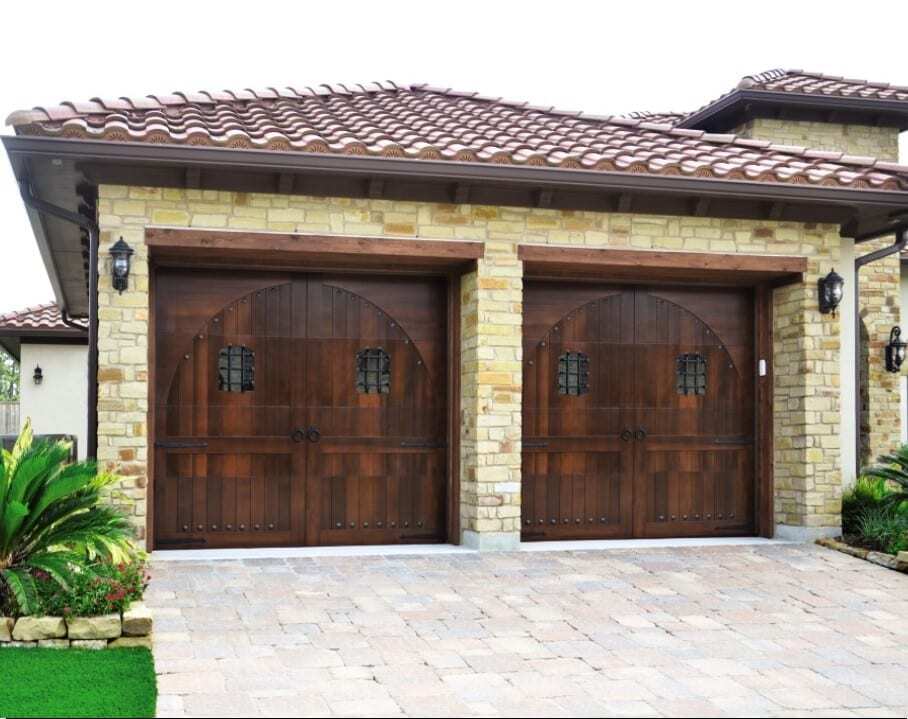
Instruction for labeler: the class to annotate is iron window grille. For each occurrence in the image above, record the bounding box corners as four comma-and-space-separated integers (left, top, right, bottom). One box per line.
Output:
217, 345, 255, 393
356, 348, 391, 394
557, 351, 590, 396
676, 353, 707, 396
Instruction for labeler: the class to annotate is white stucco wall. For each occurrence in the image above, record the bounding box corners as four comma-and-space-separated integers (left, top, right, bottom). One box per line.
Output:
19, 343, 88, 460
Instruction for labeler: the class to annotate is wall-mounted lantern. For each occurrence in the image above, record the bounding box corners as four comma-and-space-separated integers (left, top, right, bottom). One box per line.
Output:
885, 326, 907, 373
33, 365, 43, 385
818, 269, 845, 315
109, 237, 134, 294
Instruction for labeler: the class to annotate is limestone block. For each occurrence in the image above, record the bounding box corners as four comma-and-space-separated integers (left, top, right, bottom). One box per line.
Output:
67, 613, 122, 640
122, 602, 153, 636
0, 617, 13, 642
70, 640, 108, 650
109, 636, 153, 649
12, 616, 66, 641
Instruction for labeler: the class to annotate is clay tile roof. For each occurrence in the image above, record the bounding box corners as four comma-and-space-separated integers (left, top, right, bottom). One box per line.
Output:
738, 69, 908, 101
6, 83, 908, 192
0, 302, 86, 332
623, 111, 688, 126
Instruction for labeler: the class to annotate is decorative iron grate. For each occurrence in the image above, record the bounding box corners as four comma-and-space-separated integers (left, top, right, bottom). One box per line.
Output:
217, 345, 255, 392
676, 352, 707, 396
356, 347, 391, 394
557, 351, 590, 396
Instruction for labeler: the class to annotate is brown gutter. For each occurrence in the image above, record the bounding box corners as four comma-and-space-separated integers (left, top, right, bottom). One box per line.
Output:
4, 135, 908, 224
853, 224, 908, 476
18, 180, 98, 460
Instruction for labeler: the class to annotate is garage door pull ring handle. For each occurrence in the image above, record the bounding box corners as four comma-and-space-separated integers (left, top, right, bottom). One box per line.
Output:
291, 428, 306, 443
620, 429, 633, 442
306, 427, 321, 443
635, 428, 647, 441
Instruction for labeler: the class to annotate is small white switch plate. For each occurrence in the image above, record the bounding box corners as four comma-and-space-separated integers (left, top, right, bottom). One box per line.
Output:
758, 359, 768, 377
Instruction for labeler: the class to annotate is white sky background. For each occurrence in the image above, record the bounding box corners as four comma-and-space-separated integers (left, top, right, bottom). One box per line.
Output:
1, 0, 907, 312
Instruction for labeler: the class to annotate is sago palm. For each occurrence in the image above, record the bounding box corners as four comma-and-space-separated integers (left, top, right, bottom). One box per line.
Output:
864, 443, 908, 509
0, 420, 133, 615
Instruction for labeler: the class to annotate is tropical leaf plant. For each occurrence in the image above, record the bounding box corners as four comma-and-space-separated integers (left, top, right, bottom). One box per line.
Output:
863, 444, 908, 510
0, 419, 133, 615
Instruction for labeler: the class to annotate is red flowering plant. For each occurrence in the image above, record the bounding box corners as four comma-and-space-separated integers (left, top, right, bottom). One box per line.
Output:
34, 557, 149, 617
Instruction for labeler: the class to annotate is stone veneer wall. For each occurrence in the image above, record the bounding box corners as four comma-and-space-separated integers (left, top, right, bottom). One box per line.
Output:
736, 118, 903, 469
96, 186, 845, 546
735, 118, 900, 160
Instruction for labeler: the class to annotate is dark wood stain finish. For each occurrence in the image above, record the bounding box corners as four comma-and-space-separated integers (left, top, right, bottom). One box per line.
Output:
153, 269, 448, 549
523, 281, 756, 540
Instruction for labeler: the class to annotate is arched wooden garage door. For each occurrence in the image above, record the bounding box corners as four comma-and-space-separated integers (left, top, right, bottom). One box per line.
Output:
152, 270, 448, 549
522, 282, 755, 540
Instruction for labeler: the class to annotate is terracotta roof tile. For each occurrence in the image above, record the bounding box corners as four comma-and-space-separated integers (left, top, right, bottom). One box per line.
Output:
0, 302, 86, 332
738, 69, 908, 101
7, 83, 908, 191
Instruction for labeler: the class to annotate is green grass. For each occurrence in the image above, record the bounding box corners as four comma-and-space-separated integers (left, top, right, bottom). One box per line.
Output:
0, 647, 156, 718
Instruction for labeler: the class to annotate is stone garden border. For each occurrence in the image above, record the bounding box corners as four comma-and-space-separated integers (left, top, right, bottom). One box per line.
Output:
816, 537, 908, 573
0, 601, 152, 649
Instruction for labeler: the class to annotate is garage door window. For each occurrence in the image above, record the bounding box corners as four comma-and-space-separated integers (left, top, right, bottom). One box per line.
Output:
557, 351, 590, 396
676, 353, 707, 396
356, 348, 391, 394
217, 345, 255, 392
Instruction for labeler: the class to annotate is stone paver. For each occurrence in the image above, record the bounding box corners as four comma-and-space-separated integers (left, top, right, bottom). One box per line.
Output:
147, 544, 908, 718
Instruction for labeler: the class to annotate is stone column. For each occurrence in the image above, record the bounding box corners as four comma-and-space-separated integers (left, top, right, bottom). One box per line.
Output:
95, 186, 154, 544
459, 247, 523, 550
773, 247, 843, 540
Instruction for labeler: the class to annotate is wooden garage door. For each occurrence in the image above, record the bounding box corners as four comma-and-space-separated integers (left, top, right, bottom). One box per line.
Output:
522, 282, 755, 540
153, 270, 448, 549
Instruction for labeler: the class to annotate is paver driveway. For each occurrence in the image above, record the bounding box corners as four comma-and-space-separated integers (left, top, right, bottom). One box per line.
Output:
147, 544, 908, 718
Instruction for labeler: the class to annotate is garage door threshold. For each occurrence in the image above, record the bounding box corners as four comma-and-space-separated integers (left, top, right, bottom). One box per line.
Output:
151, 536, 789, 561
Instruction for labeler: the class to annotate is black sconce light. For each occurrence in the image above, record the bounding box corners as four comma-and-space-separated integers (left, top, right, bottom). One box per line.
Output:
818, 269, 845, 315
109, 237, 134, 294
33, 365, 43, 385
885, 326, 907, 373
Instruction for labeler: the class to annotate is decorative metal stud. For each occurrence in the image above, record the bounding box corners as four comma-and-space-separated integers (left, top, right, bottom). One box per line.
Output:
254, 523, 261, 530
268, 523, 274, 529
349, 522, 356, 528
363, 522, 369, 528
196, 524, 203, 531
239, 524, 246, 530
182, 524, 189, 531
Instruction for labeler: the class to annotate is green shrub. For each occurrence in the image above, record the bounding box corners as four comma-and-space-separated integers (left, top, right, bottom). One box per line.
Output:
842, 476, 891, 535
0, 420, 134, 616
33, 559, 150, 617
863, 444, 908, 509
855, 505, 908, 555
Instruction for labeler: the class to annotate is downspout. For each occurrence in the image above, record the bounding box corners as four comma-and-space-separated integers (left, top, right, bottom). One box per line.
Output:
18, 180, 99, 460
853, 225, 908, 477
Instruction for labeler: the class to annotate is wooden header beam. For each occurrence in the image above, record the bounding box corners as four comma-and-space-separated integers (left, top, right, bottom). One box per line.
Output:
146, 228, 484, 272
518, 244, 807, 286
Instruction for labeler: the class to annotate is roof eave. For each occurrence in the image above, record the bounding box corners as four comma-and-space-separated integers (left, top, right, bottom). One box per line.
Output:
4, 134, 908, 212
679, 89, 908, 132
